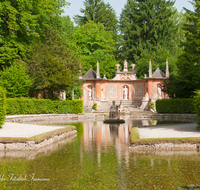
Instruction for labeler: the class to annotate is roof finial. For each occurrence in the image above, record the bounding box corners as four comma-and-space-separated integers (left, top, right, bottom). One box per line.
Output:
149, 59, 152, 78
166, 59, 169, 78
79, 64, 82, 79
96, 60, 100, 79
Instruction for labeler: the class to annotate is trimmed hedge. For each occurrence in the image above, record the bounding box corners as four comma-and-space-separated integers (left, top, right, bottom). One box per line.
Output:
0, 87, 6, 126
156, 99, 194, 114
6, 98, 83, 115
193, 90, 200, 125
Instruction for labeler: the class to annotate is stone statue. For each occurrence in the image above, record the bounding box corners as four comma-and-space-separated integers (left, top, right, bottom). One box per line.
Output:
123, 86, 128, 100
157, 86, 162, 99
124, 60, 128, 71
131, 64, 135, 70
88, 87, 92, 99
109, 101, 121, 120
143, 92, 149, 101
115, 64, 120, 71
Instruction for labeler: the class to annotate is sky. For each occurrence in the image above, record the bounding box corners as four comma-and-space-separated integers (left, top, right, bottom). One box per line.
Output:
62, 0, 194, 22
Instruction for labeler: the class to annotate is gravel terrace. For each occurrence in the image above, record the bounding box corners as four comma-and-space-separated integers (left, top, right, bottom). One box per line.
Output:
138, 123, 200, 139
0, 122, 65, 138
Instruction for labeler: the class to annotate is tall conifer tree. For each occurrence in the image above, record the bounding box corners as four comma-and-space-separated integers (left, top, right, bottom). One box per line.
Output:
119, 0, 179, 67
174, 0, 200, 97
74, 0, 118, 35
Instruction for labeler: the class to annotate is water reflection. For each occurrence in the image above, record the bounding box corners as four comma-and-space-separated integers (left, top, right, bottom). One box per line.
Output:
81, 121, 130, 168
0, 118, 199, 189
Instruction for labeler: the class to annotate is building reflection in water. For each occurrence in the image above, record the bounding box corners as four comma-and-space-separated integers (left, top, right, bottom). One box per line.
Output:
80, 118, 191, 170
81, 120, 131, 168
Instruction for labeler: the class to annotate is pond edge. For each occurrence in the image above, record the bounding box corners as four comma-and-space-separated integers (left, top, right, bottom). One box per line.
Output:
0, 129, 77, 151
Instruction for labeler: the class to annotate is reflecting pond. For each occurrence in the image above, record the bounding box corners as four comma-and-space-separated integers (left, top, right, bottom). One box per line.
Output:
0, 118, 199, 189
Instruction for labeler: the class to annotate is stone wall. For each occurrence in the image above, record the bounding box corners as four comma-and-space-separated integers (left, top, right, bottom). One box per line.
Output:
0, 130, 77, 151
130, 143, 200, 151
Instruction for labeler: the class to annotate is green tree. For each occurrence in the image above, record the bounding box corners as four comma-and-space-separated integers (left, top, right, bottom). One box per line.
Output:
74, 0, 118, 36
26, 27, 81, 99
0, 86, 6, 127
73, 21, 118, 79
119, 0, 179, 68
174, 0, 200, 98
0, 61, 32, 98
0, 0, 69, 69
30, 56, 73, 99
163, 0, 200, 98
135, 47, 178, 79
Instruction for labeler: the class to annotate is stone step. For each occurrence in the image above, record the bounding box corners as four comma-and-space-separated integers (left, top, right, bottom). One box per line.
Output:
108, 100, 142, 108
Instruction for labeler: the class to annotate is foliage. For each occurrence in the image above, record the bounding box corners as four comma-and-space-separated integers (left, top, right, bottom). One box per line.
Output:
6, 98, 83, 115
93, 103, 97, 111
119, 0, 180, 74
156, 99, 194, 113
150, 102, 155, 110
135, 49, 178, 79
29, 56, 73, 99
0, 61, 32, 98
174, 0, 200, 98
26, 27, 81, 98
0, 0, 68, 69
0, 86, 6, 126
162, 73, 185, 98
193, 90, 200, 126
73, 21, 118, 79
74, 0, 118, 36
66, 86, 83, 100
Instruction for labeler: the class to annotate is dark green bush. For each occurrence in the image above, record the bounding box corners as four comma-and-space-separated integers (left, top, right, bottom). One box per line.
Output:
156, 99, 194, 114
6, 98, 83, 115
193, 90, 200, 125
0, 87, 6, 126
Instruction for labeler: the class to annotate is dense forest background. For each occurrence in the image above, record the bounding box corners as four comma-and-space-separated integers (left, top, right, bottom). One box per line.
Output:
0, 0, 199, 99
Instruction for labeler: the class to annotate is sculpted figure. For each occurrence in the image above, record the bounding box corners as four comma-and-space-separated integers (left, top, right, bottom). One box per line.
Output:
88, 87, 92, 99
109, 101, 121, 119
157, 86, 162, 99
115, 64, 120, 71
124, 60, 128, 71
143, 92, 149, 101
123, 86, 128, 100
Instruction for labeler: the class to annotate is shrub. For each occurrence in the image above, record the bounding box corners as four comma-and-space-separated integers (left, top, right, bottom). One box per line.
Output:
93, 103, 97, 111
6, 98, 83, 115
0, 61, 32, 98
193, 90, 200, 126
156, 99, 194, 114
150, 102, 155, 110
0, 87, 6, 126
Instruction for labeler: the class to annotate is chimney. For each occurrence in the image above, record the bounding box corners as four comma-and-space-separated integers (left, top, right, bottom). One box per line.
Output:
96, 60, 100, 78
166, 59, 169, 78
149, 59, 152, 78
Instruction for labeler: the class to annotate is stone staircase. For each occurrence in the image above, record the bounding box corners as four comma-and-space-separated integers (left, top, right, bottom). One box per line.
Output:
108, 100, 142, 112
83, 99, 143, 113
